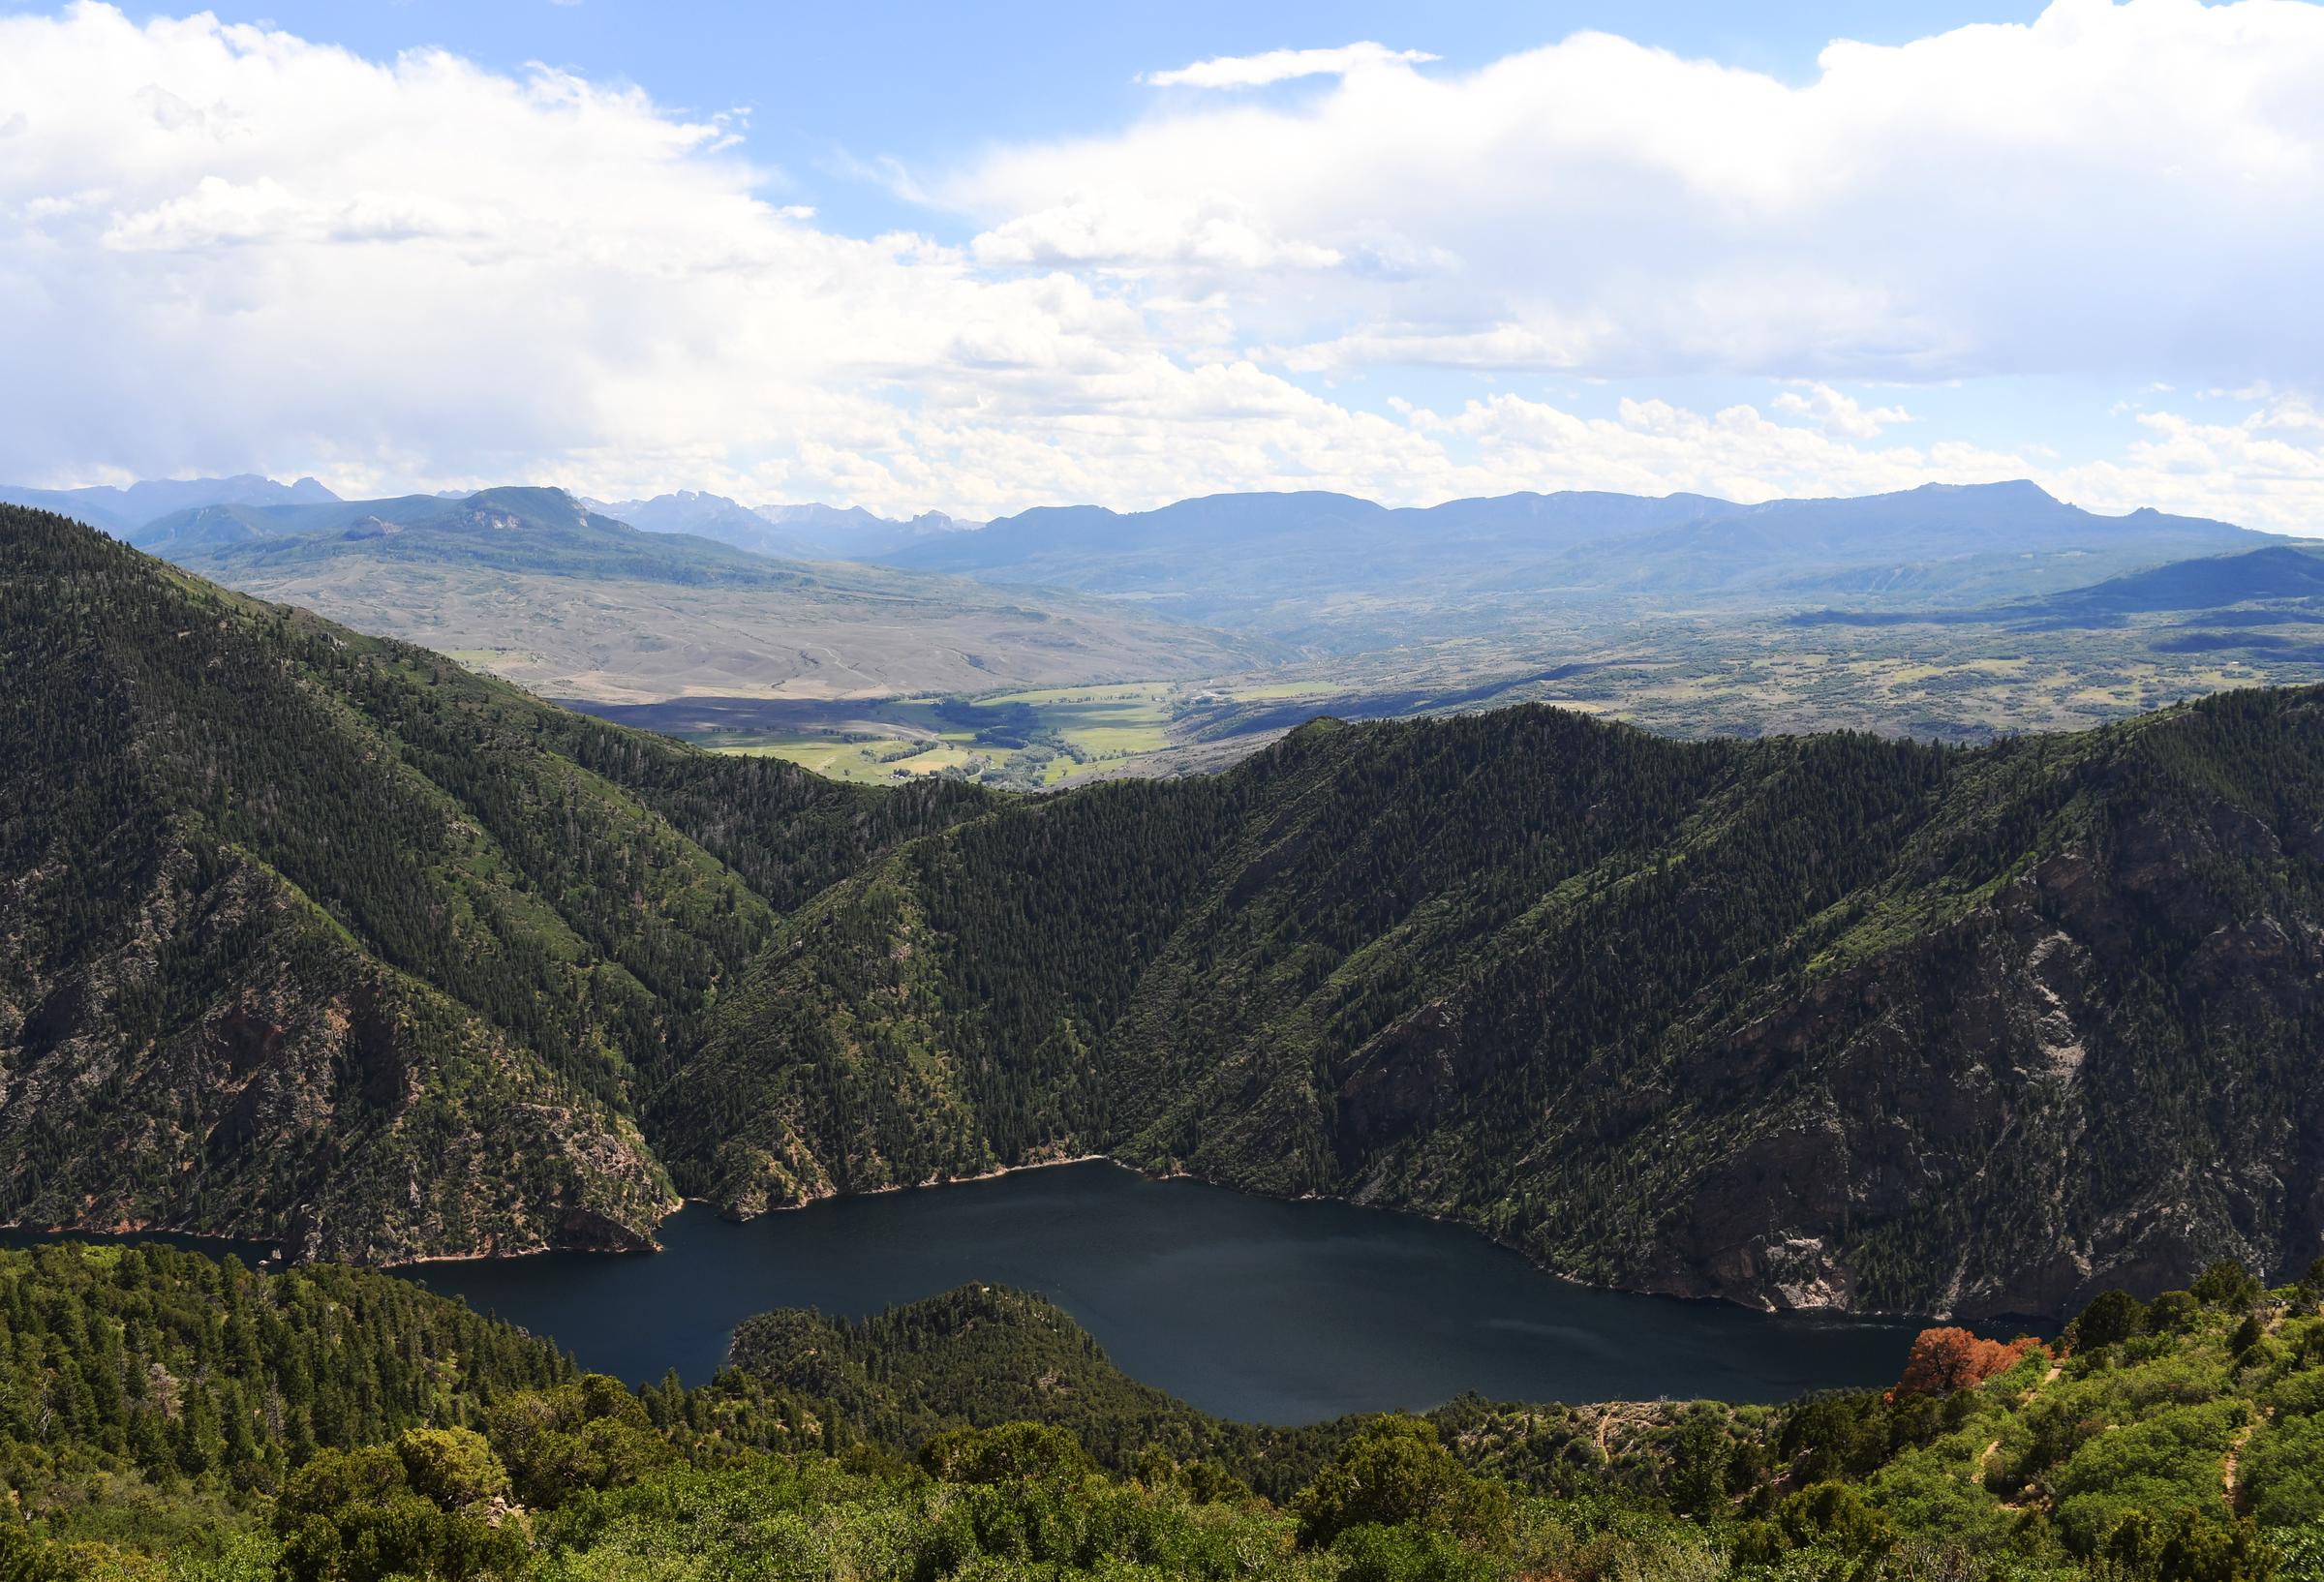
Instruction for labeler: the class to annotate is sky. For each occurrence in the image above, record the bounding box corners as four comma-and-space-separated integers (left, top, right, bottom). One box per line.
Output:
1, 0, 2321, 530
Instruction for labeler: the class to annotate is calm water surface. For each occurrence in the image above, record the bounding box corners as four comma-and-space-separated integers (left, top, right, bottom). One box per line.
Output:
382, 1162, 1973, 1424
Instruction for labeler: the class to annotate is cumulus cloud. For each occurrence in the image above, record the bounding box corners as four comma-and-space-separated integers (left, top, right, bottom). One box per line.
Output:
0, 2, 2321, 533
2048, 404, 2324, 530
1772, 384, 1913, 440
1140, 43, 1440, 90
0, 5, 1137, 509
952, 1, 2324, 384
971, 195, 1343, 271
1405, 394, 2026, 505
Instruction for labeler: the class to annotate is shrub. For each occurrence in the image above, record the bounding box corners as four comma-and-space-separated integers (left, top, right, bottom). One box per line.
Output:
2239, 1413, 2324, 1529
1664, 1410, 1733, 1516
484, 1376, 674, 1510
2100, 1506, 2279, 1582
1893, 1327, 2037, 1397
1780, 1392, 1889, 1482
2072, 1290, 2146, 1351
2196, 1262, 2266, 1311
1732, 1480, 1896, 1566
2148, 1291, 2203, 1334
1291, 1417, 1512, 1551
393, 1428, 510, 1511
2275, 1520, 2324, 1582
919, 1422, 1094, 1486
1330, 1521, 1496, 1582
2053, 1402, 2248, 1554
2268, 1373, 2324, 1419
273, 1430, 526, 1582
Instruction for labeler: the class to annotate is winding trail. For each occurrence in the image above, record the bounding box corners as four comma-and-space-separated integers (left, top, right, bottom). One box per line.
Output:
2223, 1423, 2254, 1511
1981, 1354, 2064, 1506
1975, 1434, 2012, 1508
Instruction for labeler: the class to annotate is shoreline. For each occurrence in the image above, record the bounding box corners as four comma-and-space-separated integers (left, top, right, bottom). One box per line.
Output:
0, 1217, 654, 1272
0, 1219, 279, 1258
0, 1164, 2056, 1328
743, 1150, 1119, 1210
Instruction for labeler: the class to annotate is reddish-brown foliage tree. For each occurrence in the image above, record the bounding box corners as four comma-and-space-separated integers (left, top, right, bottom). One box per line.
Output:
1891, 1327, 2040, 1398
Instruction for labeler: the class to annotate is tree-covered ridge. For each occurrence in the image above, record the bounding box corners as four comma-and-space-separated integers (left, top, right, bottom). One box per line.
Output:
726, 1283, 1346, 1497
667, 689, 2324, 1316
6, 1243, 2324, 1580
0, 505, 987, 1259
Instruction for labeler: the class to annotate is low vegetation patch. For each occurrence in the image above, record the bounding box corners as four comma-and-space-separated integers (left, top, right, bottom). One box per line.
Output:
4, 1244, 2323, 1579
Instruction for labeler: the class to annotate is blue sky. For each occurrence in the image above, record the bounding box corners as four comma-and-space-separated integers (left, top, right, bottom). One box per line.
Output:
0, 1, 2318, 530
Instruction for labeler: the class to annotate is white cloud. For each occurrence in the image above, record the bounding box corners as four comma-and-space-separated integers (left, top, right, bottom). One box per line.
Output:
2047, 405, 2324, 532
950, 1, 2324, 384
1771, 383, 1913, 439
0, 2, 2321, 536
1406, 393, 2028, 505
971, 194, 1343, 271
1139, 43, 1439, 91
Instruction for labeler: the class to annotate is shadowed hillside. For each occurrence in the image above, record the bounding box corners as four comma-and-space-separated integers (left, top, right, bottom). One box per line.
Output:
0, 503, 987, 1260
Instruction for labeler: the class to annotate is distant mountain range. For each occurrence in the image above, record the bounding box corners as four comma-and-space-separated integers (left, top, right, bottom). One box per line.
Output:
122, 485, 1267, 701
0, 474, 973, 563
19, 474, 2273, 630
0, 472, 338, 538
10, 471, 2308, 714
589, 491, 975, 561
867, 480, 2272, 646
148, 485, 838, 585
1795, 540, 2324, 629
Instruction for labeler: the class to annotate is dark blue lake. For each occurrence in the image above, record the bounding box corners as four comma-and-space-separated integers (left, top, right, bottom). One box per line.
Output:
382, 1161, 1976, 1424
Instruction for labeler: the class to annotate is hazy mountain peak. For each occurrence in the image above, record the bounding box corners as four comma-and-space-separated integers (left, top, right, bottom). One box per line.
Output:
459, 484, 590, 527
1911, 477, 2054, 500
756, 501, 884, 525
0, 472, 344, 536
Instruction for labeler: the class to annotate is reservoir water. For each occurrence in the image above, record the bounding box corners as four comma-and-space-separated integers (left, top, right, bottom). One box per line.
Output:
383, 1160, 1981, 1425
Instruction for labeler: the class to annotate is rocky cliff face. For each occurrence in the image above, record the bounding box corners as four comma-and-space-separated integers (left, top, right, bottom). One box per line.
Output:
1299, 707, 2324, 1317
0, 809, 678, 1263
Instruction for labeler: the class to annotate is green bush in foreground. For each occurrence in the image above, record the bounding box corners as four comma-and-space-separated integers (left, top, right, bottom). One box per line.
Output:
6, 1246, 2324, 1580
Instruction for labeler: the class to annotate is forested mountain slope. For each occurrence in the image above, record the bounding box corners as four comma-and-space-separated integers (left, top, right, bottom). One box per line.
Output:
666, 693, 2324, 1318
0, 505, 986, 1261
14, 502, 2324, 1316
